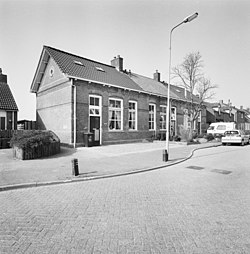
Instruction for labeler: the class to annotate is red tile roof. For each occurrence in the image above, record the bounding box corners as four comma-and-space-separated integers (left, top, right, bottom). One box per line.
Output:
0, 82, 18, 111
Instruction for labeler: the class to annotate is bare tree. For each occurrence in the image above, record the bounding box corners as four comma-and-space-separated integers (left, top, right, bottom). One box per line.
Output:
172, 52, 217, 131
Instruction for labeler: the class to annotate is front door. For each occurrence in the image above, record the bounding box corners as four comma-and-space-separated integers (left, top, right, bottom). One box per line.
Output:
90, 116, 100, 146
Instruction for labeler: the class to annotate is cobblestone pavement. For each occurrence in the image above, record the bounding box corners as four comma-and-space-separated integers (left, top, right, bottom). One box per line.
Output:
1, 145, 250, 253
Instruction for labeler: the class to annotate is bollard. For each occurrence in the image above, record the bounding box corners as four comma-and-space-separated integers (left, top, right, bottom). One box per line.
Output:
163, 149, 169, 162
72, 158, 79, 176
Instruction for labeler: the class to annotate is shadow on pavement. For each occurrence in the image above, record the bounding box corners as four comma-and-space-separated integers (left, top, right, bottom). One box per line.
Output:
37, 146, 77, 160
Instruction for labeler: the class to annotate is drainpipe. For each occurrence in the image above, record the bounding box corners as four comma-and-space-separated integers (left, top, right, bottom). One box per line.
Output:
72, 79, 77, 148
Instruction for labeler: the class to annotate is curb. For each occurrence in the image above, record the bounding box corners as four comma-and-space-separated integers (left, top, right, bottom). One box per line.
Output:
0, 143, 221, 192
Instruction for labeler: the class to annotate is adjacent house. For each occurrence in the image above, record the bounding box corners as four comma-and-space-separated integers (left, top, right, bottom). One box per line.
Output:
0, 68, 18, 130
205, 100, 249, 131
30, 46, 204, 147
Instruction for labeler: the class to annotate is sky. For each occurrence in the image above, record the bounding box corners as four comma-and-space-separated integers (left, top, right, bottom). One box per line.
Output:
0, 0, 250, 120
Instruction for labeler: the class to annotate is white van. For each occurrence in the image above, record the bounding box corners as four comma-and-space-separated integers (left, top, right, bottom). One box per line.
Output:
207, 122, 236, 136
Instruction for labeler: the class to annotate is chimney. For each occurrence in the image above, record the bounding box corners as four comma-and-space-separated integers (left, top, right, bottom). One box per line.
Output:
153, 70, 161, 82
111, 55, 123, 72
0, 68, 7, 83
240, 106, 243, 110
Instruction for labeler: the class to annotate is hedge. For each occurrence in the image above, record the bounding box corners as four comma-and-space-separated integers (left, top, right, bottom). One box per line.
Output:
10, 130, 60, 160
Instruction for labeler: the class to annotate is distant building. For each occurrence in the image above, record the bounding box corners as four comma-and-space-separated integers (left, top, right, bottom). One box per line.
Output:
17, 120, 36, 130
0, 68, 18, 130
205, 99, 248, 131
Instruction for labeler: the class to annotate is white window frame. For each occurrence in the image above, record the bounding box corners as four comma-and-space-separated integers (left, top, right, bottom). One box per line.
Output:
128, 100, 137, 131
160, 105, 167, 130
198, 111, 201, 122
149, 103, 156, 131
89, 95, 102, 144
183, 108, 190, 129
89, 95, 101, 117
108, 98, 123, 131
171, 107, 176, 121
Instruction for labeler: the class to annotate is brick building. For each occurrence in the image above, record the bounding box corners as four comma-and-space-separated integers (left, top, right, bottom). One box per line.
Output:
30, 46, 203, 147
0, 68, 18, 130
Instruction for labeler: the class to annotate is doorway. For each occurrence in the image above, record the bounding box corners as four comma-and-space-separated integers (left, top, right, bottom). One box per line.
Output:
0, 117, 5, 130
89, 95, 102, 146
90, 116, 100, 146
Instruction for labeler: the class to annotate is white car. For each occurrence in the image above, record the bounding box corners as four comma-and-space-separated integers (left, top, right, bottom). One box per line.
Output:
221, 130, 249, 146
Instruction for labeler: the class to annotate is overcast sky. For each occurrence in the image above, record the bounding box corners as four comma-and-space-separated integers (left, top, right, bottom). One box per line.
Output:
0, 0, 249, 120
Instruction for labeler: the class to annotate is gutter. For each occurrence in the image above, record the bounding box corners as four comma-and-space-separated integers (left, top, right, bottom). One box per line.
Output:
71, 79, 77, 148
66, 75, 197, 105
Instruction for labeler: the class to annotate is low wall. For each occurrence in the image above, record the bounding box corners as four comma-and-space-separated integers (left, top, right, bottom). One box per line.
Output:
13, 142, 60, 160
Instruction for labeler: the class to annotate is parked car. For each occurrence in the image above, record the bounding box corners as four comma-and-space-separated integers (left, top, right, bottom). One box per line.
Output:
221, 130, 249, 146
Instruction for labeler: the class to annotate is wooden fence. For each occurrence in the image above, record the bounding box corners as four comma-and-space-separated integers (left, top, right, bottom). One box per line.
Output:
13, 141, 60, 160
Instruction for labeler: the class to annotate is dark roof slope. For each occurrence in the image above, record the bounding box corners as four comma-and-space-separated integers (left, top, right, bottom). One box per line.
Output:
129, 72, 200, 103
31, 46, 200, 103
170, 84, 200, 103
42, 46, 143, 92
128, 72, 178, 99
0, 82, 18, 110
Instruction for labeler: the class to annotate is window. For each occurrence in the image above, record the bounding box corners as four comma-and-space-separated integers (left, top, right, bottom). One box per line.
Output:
74, 60, 84, 66
89, 95, 101, 116
128, 101, 137, 130
183, 108, 190, 129
170, 107, 177, 136
149, 104, 156, 130
109, 98, 123, 130
225, 130, 239, 136
95, 66, 105, 72
217, 125, 226, 130
160, 105, 167, 130
171, 107, 176, 121
198, 111, 201, 122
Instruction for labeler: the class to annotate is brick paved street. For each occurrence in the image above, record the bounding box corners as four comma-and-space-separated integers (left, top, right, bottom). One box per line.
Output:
0, 141, 219, 188
1, 146, 250, 253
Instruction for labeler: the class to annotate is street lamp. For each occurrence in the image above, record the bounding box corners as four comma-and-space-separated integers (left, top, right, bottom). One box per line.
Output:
163, 12, 198, 162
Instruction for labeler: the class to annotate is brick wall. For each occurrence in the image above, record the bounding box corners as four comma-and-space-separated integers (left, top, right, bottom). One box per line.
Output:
75, 80, 154, 145
74, 80, 196, 145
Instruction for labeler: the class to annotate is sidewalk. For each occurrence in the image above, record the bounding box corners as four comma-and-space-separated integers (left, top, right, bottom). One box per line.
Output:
0, 141, 220, 191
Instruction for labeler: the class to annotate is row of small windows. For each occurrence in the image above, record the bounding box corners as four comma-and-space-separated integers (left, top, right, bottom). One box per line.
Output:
89, 96, 176, 131
73, 60, 105, 72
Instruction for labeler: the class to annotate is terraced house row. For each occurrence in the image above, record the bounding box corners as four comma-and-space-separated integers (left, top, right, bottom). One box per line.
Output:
1, 46, 249, 148
30, 46, 250, 147
30, 46, 205, 147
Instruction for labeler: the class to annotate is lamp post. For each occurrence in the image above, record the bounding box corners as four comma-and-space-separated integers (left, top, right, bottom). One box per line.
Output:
163, 12, 198, 162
